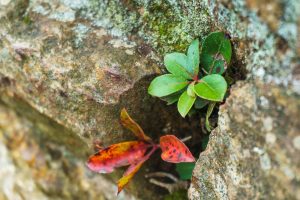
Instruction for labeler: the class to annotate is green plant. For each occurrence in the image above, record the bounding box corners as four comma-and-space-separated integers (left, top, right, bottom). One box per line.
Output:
176, 162, 196, 180
148, 31, 232, 131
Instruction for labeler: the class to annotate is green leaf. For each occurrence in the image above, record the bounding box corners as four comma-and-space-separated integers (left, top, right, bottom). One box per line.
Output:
212, 60, 225, 74
201, 54, 225, 75
201, 31, 232, 63
176, 162, 195, 180
187, 39, 200, 76
148, 74, 189, 97
177, 91, 196, 117
161, 90, 184, 105
200, 53, 213, 73
200, 32, 231, 74
194, 74, 227, 101
194, 97, 209, 109
205, 102, 216, 132
164, 53, 192, 80
187, 82, 196, 97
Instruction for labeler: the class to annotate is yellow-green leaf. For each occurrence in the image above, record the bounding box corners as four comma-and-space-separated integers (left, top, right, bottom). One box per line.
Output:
117, 159, 145, 194
164, 53, 193, 79
187, 39, 200, 76
194, 74, 227, 101
120, 108, 152, 142
177, 91, 196, 118
148, 74, 188, 97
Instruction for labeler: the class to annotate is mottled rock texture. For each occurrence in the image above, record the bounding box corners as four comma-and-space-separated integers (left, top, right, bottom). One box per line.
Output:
0, 0, 299, 199
188, 0, 300, 200
0, 104, 135, 200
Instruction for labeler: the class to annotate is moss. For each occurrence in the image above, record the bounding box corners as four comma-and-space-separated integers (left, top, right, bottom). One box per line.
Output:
69, 0, 211, 54
137, 1, 211, 54
78, 0, 140, 35
8, 0, 298, 199
163, 189, 188, 200
22, 15, 32, 25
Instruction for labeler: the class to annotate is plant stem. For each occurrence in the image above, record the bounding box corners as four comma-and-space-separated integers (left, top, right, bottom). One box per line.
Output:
145, 172, 178, 182
180, 136, 192, 143
202, 68, 209, 74
146, 144, 159, 159
205, 102, 216, 132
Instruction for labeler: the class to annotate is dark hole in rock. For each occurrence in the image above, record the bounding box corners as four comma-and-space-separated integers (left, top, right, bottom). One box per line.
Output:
117, 75, 203, 198
205, 38, 248, 141
116, 41, 248, 198
0, 76, 12, 87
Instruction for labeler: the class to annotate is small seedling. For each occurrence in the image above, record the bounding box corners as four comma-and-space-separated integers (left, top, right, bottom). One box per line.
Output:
86, 108, 195, 194
148, 31, 232, 131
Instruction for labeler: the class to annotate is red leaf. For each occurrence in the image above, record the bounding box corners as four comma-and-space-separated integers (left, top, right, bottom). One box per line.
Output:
120, 108, 152, 142
117, 145, 157, 194
117, 158, 146, 194
160, 135, 195, 163
87, 141, 149, 173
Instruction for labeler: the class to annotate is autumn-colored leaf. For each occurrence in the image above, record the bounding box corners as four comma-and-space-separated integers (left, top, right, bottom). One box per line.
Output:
87, 141, 149, 173
160, 135, 195, 163
120, 108, 152, 142
117, 157, 146, 194
87, 108, 196, 195
117, 161, 144, 194
117, 145, 158, 194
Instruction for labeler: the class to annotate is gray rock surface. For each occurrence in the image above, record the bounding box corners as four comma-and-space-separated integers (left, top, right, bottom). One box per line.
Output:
0, 0, 196, 199
188, 0, 300, 199
189, 81, 300, 200
0, 0, 299, 199
0, 104, 135, 200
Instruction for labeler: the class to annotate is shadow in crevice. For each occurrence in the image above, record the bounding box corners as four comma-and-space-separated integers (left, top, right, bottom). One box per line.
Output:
203, 37, 249, 137
117, 74, 206, 199
119, 74, 204, 150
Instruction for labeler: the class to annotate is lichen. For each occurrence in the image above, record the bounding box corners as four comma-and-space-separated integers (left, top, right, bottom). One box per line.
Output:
59, 0, 212, 54
72, 23, 90, 48
1, 0, 300, 199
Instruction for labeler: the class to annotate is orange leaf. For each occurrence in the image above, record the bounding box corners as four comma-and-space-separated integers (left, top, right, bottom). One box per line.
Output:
117, 145, 158, 194
120, 108, 152, 142
117, 159, 145, 194
160, 135, 195, 163
87, 141, 149, 173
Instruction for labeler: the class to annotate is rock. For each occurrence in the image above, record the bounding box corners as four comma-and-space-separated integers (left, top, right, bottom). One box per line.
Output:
0, 0, 300, 199
0, 1, 162, 145
0, 0, 203, 199
189, 82, 300, 199
189, 0, 300, 199
0, 104, 136, 200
